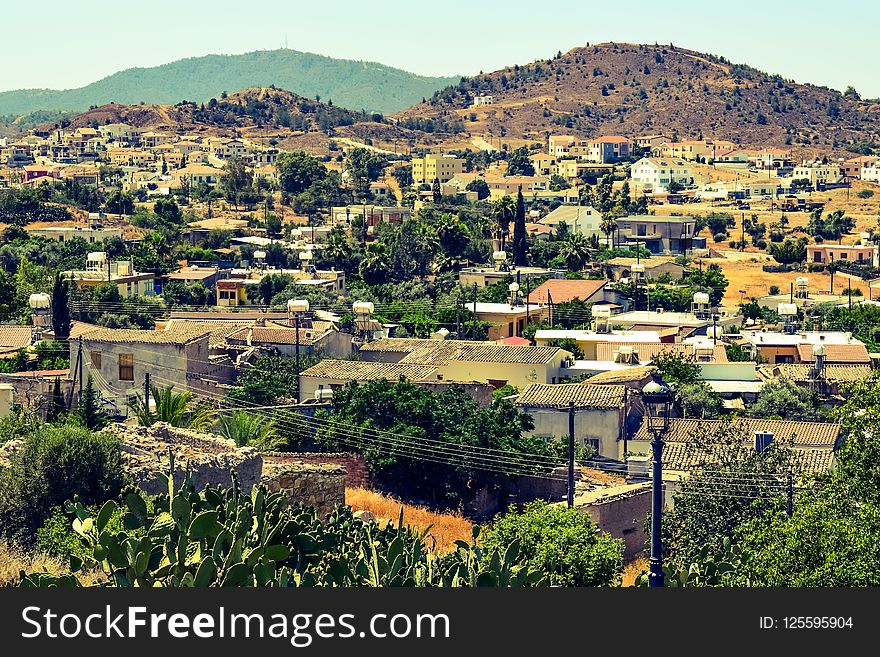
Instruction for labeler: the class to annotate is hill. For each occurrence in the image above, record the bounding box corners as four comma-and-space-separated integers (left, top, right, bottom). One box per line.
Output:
65, 87, 378, 133
395, 42, 880, 152
0, 49, 459, 118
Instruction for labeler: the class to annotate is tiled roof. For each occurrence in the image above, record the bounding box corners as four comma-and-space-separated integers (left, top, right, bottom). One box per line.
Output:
67, 321, 104, 340
606, 257, 683, 268
0, 325, 33, 348
226, 326, 332, 346
587, 366, 656, 384
358, 338, 473, 353
453, 344, 564, 364
81, 328, 209, 345
516, 382, 627, 409
764, 363, 872, 384
300, 360, 438, 382
527, 279, 606, 304
632, 417, 840, 447
593, 342, 728, 363
659, 441, 835, 476
796, 343, 870, 364
162, 320, 254, 347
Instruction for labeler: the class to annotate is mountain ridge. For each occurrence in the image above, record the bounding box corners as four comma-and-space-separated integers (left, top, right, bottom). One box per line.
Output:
0, 49, 460, 117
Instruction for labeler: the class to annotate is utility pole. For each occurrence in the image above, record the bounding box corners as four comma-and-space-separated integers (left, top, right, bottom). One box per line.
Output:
472, 282, 478, 340
547, 290, 554, 327
567, 401, 576, 509
295, 311, 301, 401
78, 337, 84, 404
787, 471, 794, 518
144, 372, 151, 413
741, 213, 745, 251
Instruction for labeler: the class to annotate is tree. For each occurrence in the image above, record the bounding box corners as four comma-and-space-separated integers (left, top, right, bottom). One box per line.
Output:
493, 196, 516, 249
359, 242, 391, 285
558, 233, 589, 271
47, 377, 65, 422
347, 148, 386, 197
216, 411, 283, 451
0, 424, 124, 541
748, 378, 823, 421
465, 178, 490, 200
511, 186, 528, 266
161, 280, 211, 308
51, 272, 70, 339
77, 375, 108, 430
153, 197, 183, 227
432, 177, 441, 203
227, 354, 307, 405
219, 157, 254, 206
600, 214, 618, 248
391, 164, 413, 189
677, 382, 722, 419
768, 238, 806, 265
505, 147, 535, 176
481, 501, 623, 586
130, 384, 213, 430
277, 151, 327, 195
652, 352, 702, 386
688, 263, 729, 305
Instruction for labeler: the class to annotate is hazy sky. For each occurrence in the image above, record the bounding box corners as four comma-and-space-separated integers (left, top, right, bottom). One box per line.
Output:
2, 0, 877, 97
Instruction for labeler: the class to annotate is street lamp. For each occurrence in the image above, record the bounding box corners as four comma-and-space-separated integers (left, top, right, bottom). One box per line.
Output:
642, 379, 675, 588
288, 299, 310, 402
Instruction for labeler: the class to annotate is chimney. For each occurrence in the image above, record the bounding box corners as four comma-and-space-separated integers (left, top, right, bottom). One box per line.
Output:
755, 431, 773, 454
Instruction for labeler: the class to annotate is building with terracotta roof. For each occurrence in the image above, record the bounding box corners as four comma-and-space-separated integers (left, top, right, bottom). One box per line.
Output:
0, 325, 35, 358
527, 278, 607, 305
225, 322, 351, 359
629, 417, 838, 479
298, 360, 440, 400
515, 382, 636, 457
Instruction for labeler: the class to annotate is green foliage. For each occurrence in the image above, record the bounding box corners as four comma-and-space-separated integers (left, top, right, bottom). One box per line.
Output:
767, 238, 807, 265
748, 378, 824, 421
677, 382, 723, 419
545, 337, 584, 359
76, 375, 109, 430
653, 352, 702, 386
481, 501, 623, 586
215, 411, 285, 451
130, 384, 214, 431
687, 262, 728, 305
161, 280, 212, 307
806, 208, 854, 241
0, 424, 125, 542
277, 151, 328, 195
21, 465, 544, 587
51, 272, 70, 338
314, 380, 561, 509
724, 343, 753, 362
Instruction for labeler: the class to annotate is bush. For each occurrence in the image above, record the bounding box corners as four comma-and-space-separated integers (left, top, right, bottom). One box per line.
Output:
769, 285, 780, 295
0, 425, 125, 542
481, 500, 623, 586
857, 189, 874, 199
712, 232, 728, 243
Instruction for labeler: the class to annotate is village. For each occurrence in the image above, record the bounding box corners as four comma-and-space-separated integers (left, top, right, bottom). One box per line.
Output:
0, 31, 879, 592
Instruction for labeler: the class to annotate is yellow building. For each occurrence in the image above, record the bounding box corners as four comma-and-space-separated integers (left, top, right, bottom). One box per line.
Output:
412, 154, 465, 185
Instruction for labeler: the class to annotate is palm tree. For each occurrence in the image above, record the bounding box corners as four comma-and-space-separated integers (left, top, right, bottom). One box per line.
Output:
493, 196, 516, 250
558, 233, 590, 272
216, 411, 284, 451
600, 214, 618, 248
130, 384, 213, 431
358, 242, 390, 285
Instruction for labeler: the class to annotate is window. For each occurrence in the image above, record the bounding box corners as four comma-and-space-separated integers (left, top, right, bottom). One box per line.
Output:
119, 353, 134, 381
90, 351, 101, 369
814, 251, 822, 263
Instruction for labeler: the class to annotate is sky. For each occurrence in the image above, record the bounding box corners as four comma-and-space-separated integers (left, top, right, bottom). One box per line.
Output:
2, 0, 877, 97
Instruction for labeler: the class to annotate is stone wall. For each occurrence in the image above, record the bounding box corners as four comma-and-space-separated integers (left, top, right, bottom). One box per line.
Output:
262, 463, 346, 517
577, 483, 652, 561
263, 452, 370, 488
106, 423, 263, 495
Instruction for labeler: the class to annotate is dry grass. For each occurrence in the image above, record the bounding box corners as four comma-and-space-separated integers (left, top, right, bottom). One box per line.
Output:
346, 487, 474, 553
0, 542, 106, 587
621, 557, 648, 587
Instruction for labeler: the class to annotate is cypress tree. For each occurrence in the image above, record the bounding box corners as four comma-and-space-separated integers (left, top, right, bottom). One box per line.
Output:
51, 272, 71, 339
77, 375, 108, 430
512, 185, 529, 266
48, 376, 65, 421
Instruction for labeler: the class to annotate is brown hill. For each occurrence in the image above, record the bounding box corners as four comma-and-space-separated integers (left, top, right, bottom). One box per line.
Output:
394, 42, 880, 153
63, 87, 383, 136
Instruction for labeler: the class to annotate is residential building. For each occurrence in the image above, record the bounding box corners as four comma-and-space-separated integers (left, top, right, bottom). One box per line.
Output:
515, 382, 635, 458
739, 330, 866, 365
792, 161, 842, 186
472, 95, 494, 106
216, 267, 346, 306
411, 154, 465, 184
470, 302, 549, 340
25, 224, 124, 244
614, 215, 697, 254
330, 205, 411, 227
224, 323, 352, 359
842, 155, 876, 179
70, 327, 232, 410
175, 163, 224, 187
806, 244, 878, 267
64, 252, 155, 298
527, 279, 607, 306
537, 205, 602, 237
861, 162, 880, 183
588, 136, 631, 163
604, 256, 686, 281
459, 265, 563, 288
629, 158, 694, 192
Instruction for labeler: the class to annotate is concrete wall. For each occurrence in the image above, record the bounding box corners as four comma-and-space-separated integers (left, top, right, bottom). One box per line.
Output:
522, 407, 623, 458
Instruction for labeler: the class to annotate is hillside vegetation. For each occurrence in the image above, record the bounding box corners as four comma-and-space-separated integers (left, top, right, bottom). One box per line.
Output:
396, 42, 880, 151
0, 49, 460, 117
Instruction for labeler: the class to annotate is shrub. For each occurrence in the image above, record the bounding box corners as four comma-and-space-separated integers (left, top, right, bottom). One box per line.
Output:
713, 232, 728, 242
0, 425, 125, 542
769, 285, 780, 295
481, 500, 623, 586
857, 189, 874, 199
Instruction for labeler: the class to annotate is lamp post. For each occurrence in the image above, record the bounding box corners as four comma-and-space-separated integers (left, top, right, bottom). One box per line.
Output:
288, 299, 309, 403
642, 380, 674, 588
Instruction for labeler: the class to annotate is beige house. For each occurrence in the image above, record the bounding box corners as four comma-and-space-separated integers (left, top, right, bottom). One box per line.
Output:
71, 327, 233, 411
515, 382, 635, 458
357, 338, 573, 387
411, 154, 465, 184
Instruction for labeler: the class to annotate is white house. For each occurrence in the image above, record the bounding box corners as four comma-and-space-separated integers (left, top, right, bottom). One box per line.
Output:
629, 158, 693, 191
792, 162, 842, 186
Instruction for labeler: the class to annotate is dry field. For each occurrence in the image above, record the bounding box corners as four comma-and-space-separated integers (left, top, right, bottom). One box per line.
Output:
0, 542, 105, 587
345, 487, 474, 553
621, 557, 648, 587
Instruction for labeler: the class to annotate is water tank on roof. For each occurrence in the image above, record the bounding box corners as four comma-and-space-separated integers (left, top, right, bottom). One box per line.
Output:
315, 388, 334, 401
28, 293, 51, 310
253, 250, 266, 261
778, 303, 798, 316
353, 301, 374, 316
299, 250, 313, 261
87, 251, 107, 261
287, 299, 309, 313
693, 292, 710, 305
592, 305, 612, 319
